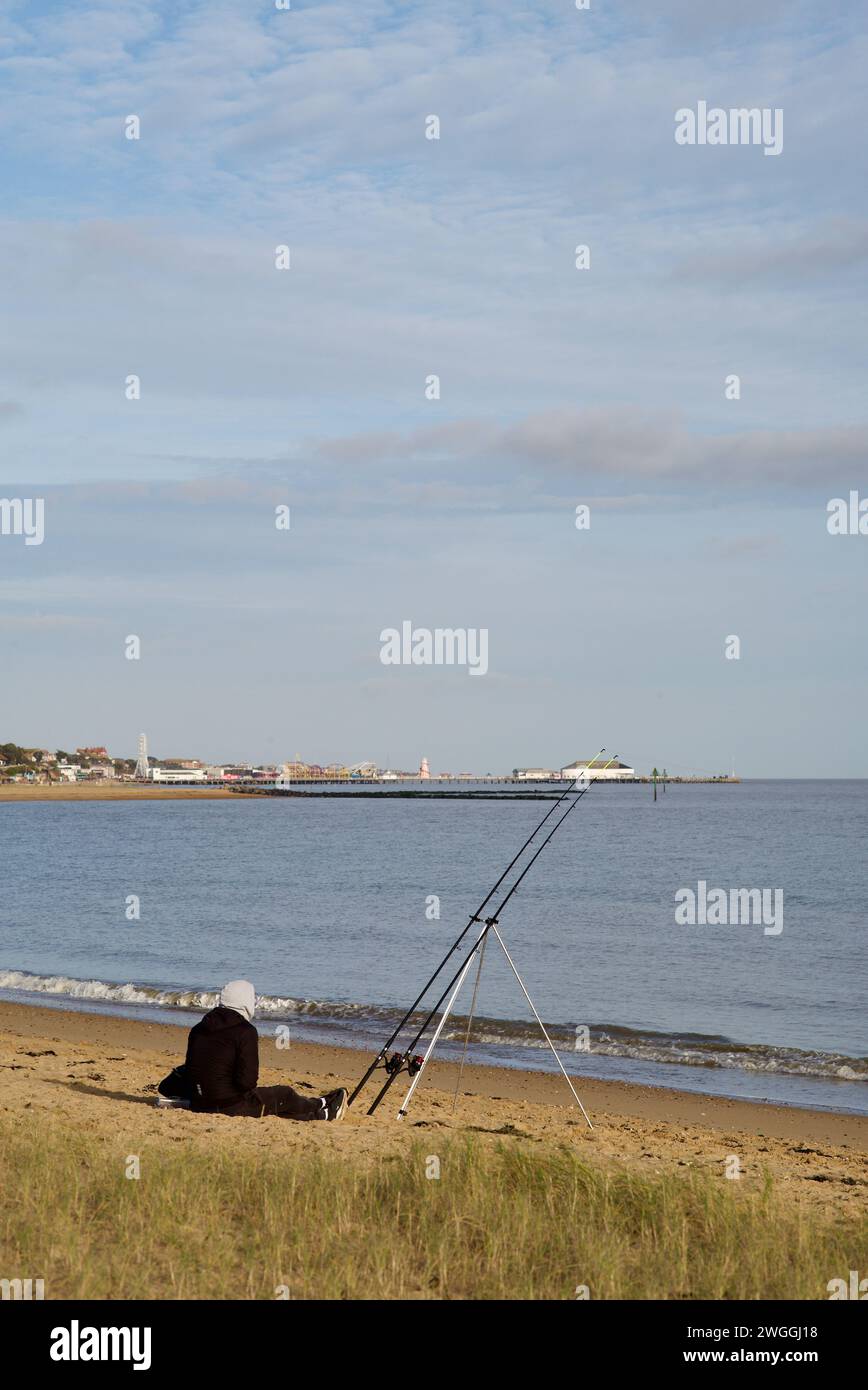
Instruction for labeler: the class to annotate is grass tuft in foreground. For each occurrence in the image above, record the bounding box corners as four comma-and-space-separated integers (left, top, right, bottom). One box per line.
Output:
0, 1116, 862, 1299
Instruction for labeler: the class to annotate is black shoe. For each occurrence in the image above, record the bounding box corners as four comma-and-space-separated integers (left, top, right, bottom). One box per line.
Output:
322, 1087, 347, 1122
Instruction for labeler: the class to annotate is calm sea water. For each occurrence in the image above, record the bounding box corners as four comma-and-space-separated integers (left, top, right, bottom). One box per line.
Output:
1, 781, 865, 1113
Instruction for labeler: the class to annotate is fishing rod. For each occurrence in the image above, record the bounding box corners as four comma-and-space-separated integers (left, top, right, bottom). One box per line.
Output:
346, 748, 607, 1108
343, 750, 603, 1106
372, 752, 618, 1117
365, 752, 619, 1116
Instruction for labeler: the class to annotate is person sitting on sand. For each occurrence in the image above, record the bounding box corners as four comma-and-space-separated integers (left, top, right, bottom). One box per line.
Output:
158, 980, 347, 1121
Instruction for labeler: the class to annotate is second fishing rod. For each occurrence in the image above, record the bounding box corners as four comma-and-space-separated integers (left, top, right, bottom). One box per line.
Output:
346, 747, 607, 1108
364, 752, 619, 1115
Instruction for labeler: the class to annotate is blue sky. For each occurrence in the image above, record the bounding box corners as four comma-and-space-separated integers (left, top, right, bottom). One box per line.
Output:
1, 0, 866, 774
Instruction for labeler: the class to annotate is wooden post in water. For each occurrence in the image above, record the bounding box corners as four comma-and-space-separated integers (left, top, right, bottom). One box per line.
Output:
652, 766, 658, 802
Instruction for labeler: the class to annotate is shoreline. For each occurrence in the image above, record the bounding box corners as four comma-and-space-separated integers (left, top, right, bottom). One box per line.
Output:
3, 985, 866, 1119
1, 999, 865, 1152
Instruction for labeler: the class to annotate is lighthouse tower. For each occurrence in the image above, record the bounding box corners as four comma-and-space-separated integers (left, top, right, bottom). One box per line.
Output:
419, 756, 430, 780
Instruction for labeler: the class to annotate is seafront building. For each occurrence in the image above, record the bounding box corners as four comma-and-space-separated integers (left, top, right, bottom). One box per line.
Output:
512, 758, 636, 781
149, 767, 208, 783
561, 757, 635, 780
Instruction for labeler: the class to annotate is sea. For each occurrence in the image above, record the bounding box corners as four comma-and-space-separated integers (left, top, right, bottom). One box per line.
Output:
1, 780, 865, 1114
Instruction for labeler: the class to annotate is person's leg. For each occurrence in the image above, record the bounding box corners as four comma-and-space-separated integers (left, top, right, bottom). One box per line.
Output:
252, 1085, 326, 1120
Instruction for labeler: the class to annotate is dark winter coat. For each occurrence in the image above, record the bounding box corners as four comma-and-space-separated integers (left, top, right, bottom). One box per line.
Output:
183, 1005, 260, 1114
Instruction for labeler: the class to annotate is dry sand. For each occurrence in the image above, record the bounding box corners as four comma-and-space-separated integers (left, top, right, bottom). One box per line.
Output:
0, 1001, 864, 1216
0, 783, 237, 801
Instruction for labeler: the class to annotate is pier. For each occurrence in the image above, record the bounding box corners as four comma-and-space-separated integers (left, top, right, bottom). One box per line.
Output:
232, 775, 739, 799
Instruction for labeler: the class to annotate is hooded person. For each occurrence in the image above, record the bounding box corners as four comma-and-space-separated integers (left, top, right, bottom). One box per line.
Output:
220, 979, 256, 1023
158, 979, 346, 1122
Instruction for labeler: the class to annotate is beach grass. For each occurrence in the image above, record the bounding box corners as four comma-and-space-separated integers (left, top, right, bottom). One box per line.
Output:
0, 1113, 862, 1300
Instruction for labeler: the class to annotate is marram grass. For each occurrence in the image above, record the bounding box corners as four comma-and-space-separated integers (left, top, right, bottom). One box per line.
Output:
0, 1115, 862, 1300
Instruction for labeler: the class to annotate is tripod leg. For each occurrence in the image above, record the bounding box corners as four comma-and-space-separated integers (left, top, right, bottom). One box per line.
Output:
396, 940, 480, 1120
491, 925, 593, 1130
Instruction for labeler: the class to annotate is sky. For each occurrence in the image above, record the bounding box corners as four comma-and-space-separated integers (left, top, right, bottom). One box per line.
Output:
0, 0, 866, 775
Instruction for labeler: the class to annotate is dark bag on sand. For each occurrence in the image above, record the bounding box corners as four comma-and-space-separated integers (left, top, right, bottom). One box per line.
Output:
157, 1064, 192, 1101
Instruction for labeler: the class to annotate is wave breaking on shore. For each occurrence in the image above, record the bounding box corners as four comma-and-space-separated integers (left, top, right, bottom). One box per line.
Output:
1, 967, 864, 1085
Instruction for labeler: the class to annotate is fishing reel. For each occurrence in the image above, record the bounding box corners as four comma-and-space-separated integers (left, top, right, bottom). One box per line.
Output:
383, 1052, 425, 1078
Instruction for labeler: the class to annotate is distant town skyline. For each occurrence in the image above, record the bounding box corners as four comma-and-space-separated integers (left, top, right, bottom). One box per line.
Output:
0, 737, 740, 785
0, 734, 789, 781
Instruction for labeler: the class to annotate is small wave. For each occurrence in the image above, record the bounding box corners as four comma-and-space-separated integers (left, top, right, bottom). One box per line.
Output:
0, 969, 221, 1012
0, 968, 408, 1023
1, 967, 865, 1084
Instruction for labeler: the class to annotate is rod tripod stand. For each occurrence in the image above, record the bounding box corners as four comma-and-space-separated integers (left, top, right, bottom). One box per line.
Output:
348, 749, 617, 1124
395, 914, 593, 1126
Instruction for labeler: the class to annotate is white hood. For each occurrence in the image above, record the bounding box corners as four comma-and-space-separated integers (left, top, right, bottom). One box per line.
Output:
220, 979, 256, 1022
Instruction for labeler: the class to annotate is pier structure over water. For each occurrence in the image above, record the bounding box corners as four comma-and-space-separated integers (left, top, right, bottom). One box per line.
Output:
231, 773, 740, 799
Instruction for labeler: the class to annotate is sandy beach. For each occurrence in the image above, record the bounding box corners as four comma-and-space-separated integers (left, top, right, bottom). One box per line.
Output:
0, 783, 238, 801
1, 1000, 864, 1216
